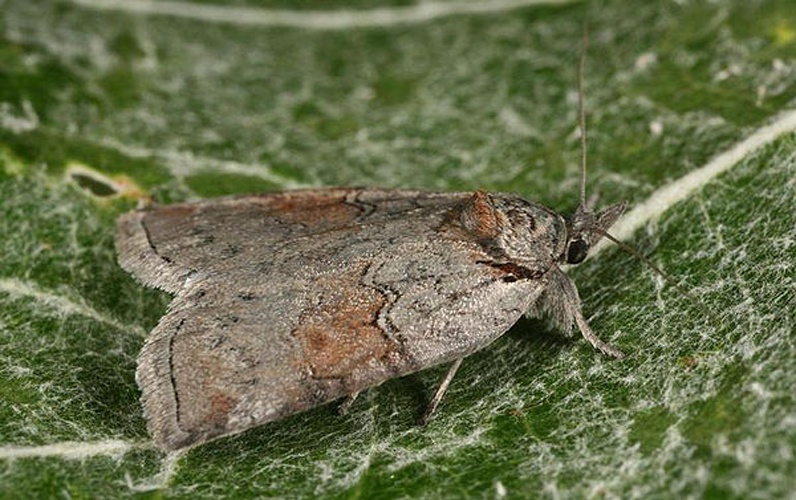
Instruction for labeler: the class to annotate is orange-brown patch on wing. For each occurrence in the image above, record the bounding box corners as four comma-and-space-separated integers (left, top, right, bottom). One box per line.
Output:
151, 203, 200, 219
440, 191, 502, 244
201, 392, 238, 429
460, 190, 500, 239
292, 266, 394, 379
265, 191, 361, 227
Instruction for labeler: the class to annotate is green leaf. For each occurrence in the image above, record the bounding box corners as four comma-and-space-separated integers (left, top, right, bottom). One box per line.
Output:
1, 0, 794, 498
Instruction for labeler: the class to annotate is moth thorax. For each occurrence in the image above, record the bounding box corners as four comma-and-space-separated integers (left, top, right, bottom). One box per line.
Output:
491, 199, 567, 265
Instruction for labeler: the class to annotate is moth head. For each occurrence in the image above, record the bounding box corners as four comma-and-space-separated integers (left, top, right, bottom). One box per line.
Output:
563, 202, 626, 264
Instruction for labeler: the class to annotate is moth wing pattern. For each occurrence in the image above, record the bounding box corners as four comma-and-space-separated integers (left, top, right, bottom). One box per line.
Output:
118, 188, 556, 450
117, 189, 375, 294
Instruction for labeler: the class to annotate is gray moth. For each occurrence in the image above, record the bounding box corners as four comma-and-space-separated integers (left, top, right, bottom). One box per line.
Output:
116, 186, 626, 451
117, 32, 629, 451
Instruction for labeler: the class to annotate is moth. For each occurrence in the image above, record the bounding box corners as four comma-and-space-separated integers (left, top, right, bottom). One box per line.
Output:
117, 44, 629, 452
117, 184, 626, 450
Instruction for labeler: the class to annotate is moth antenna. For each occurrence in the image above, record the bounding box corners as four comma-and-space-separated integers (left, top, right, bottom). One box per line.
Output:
578, 24, 589, 208
595, 229, 673, 284
595, 229, 720, 323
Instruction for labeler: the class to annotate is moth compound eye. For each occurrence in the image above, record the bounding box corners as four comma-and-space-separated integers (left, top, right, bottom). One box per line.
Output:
566, 238, 590, 264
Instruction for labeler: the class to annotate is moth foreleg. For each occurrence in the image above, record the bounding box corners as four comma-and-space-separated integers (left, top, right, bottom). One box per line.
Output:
572, 304, 625, 358
551, 269, 626, 359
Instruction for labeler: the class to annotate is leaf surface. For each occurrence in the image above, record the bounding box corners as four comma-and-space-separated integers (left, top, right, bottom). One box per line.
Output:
1, 0, 794, 498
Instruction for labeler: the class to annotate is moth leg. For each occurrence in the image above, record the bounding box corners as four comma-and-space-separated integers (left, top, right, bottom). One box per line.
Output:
420, 358, 463, 426
573, 306, 625, 359
338, 391, 360, 416
544, 269, 625, 358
